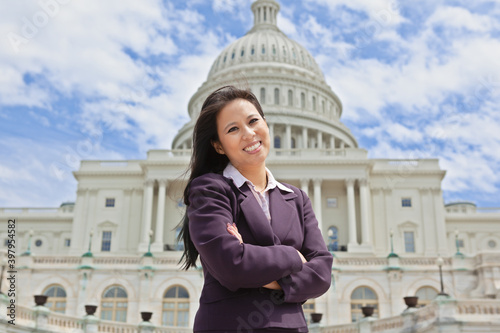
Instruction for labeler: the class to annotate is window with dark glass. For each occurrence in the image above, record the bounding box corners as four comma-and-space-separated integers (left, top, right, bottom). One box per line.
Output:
101, 286, 127, 322
44, 285, 67, 313
105, 198, 115, 207
101, 231, 112, 252
162, 286, 190, 327
404, 231, 415, 253
351, 287, 378, 322
402, 198, 412, 207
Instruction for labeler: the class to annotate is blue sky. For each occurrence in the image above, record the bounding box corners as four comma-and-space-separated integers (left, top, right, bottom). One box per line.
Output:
1, 0, 499, 208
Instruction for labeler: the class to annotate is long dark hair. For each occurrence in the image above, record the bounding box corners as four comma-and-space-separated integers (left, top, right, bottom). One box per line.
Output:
178, 85, 265, 270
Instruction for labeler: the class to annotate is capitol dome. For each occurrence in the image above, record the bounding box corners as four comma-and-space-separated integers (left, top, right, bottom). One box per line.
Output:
172, 0, 358, 152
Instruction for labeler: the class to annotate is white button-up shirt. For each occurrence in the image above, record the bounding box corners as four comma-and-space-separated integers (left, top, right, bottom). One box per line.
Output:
223, 163, 294, 222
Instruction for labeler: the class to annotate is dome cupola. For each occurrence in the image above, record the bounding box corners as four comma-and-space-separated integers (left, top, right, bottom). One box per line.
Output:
250, 0, 280, 32
172, 0, 358, 153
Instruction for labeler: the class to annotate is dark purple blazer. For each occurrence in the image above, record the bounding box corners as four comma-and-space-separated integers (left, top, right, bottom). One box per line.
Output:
188, 173, 333, 332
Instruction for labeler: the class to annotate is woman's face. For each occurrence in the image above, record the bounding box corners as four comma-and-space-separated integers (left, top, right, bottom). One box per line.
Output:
213, 98, 270, 171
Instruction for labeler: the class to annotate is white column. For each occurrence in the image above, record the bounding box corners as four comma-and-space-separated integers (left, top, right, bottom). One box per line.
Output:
346, 179, 358, 250
70, 189, 89, 254
285, 124, 292, 150
313, 178, 323, 234
469, 232, 477, 254
302, 127, 308, 149
152, 179, 167, 252
140, 179, 155, 251
300, 178, 309, 196
420, 188, 437, 256
317, 131, 323, 149
433, 189, 448, 255
330, 135, 335, 149
359, 179, 372, 248
269, 123, 274, 149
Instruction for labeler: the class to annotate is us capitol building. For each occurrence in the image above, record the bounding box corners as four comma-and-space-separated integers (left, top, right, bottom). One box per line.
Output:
2, 1, 500, 332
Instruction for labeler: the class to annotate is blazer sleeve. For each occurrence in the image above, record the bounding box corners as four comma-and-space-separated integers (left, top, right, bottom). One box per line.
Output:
277, 190, 333, 303
188, 174, 303, 292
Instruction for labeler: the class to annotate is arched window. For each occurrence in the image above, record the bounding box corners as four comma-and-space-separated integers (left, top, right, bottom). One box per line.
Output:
322, 100, 325, 113
241, 48, 245, 57
262, 44, 266, 54
291, 137, 296, 149
162, 286, 190, 327
312, 96, 317, 111
302, 299, 315, 324
274, 88, 280, 105
274, 136, 281, 149
415, 287, 438, 307
327, 226, 338, 252
272, 44, 276, 55
288, 89, 293, 107
351, 287, 379, 322
301, 92, 305, 108
101, 286, 127, 322
260, 88, 266, 104
251, 46, 255, 55
43, 285, 66, 313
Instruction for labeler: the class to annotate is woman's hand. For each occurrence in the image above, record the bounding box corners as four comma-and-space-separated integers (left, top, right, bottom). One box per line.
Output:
226, 223, 243, 244
296, 250, 307, 263
226, 222, 306, 290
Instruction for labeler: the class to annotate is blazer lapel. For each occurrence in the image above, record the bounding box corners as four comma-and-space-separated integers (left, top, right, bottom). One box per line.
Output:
269, 187, 298, 243
239, 183, 275, 246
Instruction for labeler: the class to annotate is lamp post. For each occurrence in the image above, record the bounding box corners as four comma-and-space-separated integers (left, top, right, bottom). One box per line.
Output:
21, 229, 34, 256
454, 229, 464, 258
388, 229, 398, 258
143, 230, 153, 257
82, 230, 94, 257
436, 256, 449, 296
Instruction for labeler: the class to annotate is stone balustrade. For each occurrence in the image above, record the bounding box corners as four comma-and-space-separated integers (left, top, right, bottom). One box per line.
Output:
2, 296, 500, 333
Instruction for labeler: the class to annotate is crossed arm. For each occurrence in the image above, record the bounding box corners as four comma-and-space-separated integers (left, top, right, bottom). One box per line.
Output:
188, 174, 332, 302
226, 222, 307, 290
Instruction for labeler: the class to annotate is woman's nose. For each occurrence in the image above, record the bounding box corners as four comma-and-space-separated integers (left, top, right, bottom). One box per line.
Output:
242, 125, 255, 140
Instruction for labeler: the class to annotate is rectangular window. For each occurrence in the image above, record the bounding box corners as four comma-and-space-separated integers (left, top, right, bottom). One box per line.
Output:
404, 231, 415, 253
64, 238, 71, 247
402, 198, 412, 207
457, 239, 464, 248
101, 231, 112, 251
3, 239, 8, 247
105, 198, 115, 207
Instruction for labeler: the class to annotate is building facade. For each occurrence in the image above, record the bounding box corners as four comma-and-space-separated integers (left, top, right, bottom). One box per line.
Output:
1, 0, 500, 330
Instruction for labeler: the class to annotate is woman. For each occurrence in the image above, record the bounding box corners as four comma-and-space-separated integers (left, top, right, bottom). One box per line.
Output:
179, 86, 332, 332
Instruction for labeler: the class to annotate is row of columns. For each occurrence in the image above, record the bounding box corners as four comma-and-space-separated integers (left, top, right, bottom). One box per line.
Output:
139, 177, 373, 253
268, 123, 346, 149
140, 179, 169, 253
346, 179, 372, 252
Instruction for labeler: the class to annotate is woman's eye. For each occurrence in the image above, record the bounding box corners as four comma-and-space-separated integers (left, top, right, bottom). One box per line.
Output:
250, 118, 259, 124
228, 126, 238, 133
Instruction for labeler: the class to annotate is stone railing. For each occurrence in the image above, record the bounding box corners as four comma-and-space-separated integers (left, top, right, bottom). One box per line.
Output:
321, 323, 358, 333
33, 256, 83, 265
21, 253, 184, 269
399, 257, 452, 266
4, 297, 500, 333
457, 299, 500, 320
98, 321, 139, 333
153, 327, 192, 333
46, 311, 84, 331
335, 258, 388, 266
370, 314, 404, 332
93, 257, 142, 265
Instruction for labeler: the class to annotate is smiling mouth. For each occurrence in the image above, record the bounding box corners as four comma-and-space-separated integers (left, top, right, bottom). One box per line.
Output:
243, 141, 261, 152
